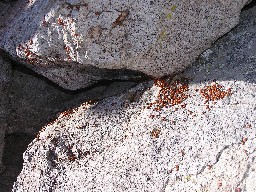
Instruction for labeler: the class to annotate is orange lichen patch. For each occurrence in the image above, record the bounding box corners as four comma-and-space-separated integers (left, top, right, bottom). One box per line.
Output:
112, 10, 129, 28
146, 77, 189, 111
149, 114, 155, 119
64, 45, 71, 52
88, 25, 103, 39
200, 83, 232, 103
151, 128, 161, 138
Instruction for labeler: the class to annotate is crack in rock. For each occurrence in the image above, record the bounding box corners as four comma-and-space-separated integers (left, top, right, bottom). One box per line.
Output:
196, 144, 231, 176
236, 163, 251, 191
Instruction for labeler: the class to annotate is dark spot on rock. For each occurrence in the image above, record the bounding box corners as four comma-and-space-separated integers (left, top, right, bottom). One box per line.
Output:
95, 11, 101, 16
88, 25, 103, 39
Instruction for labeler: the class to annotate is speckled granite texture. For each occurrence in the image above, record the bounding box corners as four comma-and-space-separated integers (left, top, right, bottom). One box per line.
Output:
0, 56, 11, 173
0, 0, 250, 90
0, 63, 137, 191
12, 5, 256, 192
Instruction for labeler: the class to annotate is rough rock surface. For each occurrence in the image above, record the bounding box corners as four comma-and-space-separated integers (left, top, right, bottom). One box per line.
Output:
12, 5, 256, 192
0, 55, 12, 173
6, 65, 138, 135
0, 0, 250, 90
0, 133, 34, 192
0, 63, 138, 191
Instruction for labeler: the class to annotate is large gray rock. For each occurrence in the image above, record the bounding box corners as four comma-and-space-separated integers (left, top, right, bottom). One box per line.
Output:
0, 0, 250, 90
0, 63, 138, 191
0, 63, 137, 191
6, 66, 137, 135
12, 5, 256, 192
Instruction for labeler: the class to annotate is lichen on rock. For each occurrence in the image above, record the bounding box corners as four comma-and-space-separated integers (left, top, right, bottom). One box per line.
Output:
0, 0, 251, 90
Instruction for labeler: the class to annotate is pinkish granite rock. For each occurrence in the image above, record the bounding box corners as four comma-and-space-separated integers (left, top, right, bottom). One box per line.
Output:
0, 0, 250, 90
12, 5, 256, 191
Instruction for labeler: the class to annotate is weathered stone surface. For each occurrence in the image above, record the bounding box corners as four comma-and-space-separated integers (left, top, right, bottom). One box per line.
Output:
0, 56, 12, 173
0, 0, 250, 90
0, 63, 138, 191
12, 5, 256, 192
6, 65, 137, 135
0, 133, 34, 192
0, 57, 11, 119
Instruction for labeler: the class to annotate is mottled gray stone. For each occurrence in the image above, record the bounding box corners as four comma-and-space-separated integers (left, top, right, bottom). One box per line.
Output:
12, 5, 256, 192
6, 66, 138, 135
0, 56, 12, 173
0, 0, 250, 90
0, 63, 138, 191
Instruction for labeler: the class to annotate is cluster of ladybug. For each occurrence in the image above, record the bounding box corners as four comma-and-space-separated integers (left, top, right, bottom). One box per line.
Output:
66, 145, 96, 162
146, 77, 189, 111
17, 41, 38, 64
146, 77, 232, 113
200, 83, 232, 103
150, 128, 161, 138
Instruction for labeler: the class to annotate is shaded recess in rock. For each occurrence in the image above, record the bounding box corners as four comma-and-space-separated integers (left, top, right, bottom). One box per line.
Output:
0, 57, 144, 192
0, 48, 150, 90
242, 0, 256, 11
0, 133, 34, 192
11, 61, 150, 94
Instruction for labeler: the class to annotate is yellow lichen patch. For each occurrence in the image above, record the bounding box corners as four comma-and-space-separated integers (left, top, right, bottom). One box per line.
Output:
170, 5, 177, 12
166, 13, 172, 19
159, 29, 167, 41
184, 175, 192, 182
